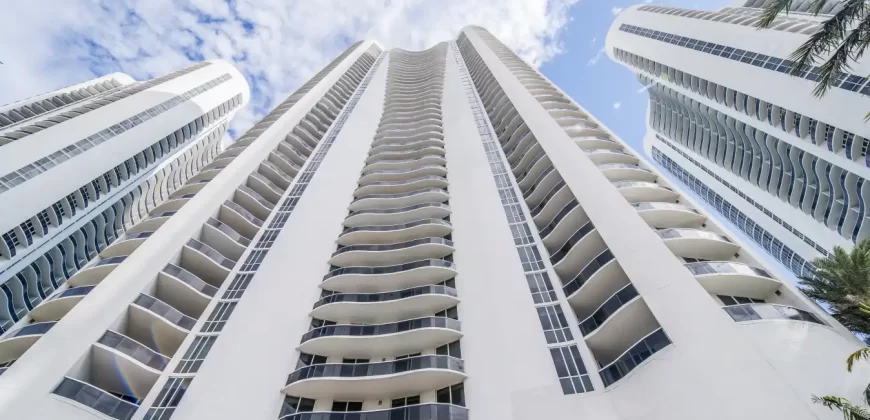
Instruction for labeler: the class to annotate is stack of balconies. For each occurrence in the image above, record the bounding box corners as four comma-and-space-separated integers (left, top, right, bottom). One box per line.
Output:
280, 45, 468, 419
462, 26, 831, 388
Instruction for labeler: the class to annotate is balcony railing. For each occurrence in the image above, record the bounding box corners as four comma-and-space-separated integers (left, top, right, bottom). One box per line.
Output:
132, 294, 196, 330
286, 355, 464, 385
332, 238, 453, 257
278, 403, 468, 420
599, 328, 671, 387
579, 284, 639, 335
323, 259, 455, 281
53, 377, 138, 420
684, 262, 772, 279
562, 249, 615, 297
723, 303, 825, 325
97, 330, 169, 371
162, 264, 218, 297
186, 239, 237, 270
312, 285, 458, 309
301, 317, 461, 343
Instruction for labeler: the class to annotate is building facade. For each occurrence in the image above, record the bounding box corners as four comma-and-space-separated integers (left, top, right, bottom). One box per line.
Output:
0, 28, 865, 420
0, 61, 250, 332
607, 0, 869, 278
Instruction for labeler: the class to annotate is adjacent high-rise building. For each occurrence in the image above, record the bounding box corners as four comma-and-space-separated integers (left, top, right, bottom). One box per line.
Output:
607, 0, 868, 278
0, 28, 865, 420
0, 61, 249, 331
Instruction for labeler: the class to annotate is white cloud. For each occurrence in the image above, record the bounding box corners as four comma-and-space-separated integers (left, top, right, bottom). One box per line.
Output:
612, 102, 621, 110
589, 36, 597, 46
0, 0, 580, 138
611, 7, 624, 15
586, 46, 606, 66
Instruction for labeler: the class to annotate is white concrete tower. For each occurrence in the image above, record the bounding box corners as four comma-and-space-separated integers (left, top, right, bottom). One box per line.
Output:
0, 29, 865, 420
0, 61, 250, 332
606, 0, 870, 278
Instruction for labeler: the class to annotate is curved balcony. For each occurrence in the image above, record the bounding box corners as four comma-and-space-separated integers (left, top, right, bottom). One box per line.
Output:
583, 294, 659, 371
205, 217, 251, 248
362, 155, 446, 173
93, 330, 167, 397
183, 239, 236, 280
598, 164, 657, 182
657, 229, 739, 260
321, 259, 457, 293
157, 264, 217, 317
125, 212, 173, 236
344, 203, 451, 227
129, 294, 194, 355
539, 201, 589, 249
599, 328, 671, 387
29, 286, 96, 322
330, 238, 454, 266
68, 256, 127, 287
53, 377, 138, 420
613, 181, 677, 203
235, 185, 275, 220
523, 166, 559, 204
365, 146, 445, 164
585, 149, 637, 165
563, 250, 625, 309
575, 136, 618, 150
221, 201, 264, 238
369, 138, 444, 155
632, 202, 705, 228
530, 182, 572, 223
99, 231, 153, 259
579, 284, 641, 336
353, 176, 448, 197
310, 285, 459, 323
0, 321, 56, 362
514, 151, 551, 187
278, 403, 468, 420
550, 221, 605, 275
298, 317, 462, 358
338, 219, 452, 246
283, 355, 466, 399
348, 188, 449, 212
358, 165, 447, 184
723, 303, 825, 325
372, 131, 444, 148
685, 262, 781, 299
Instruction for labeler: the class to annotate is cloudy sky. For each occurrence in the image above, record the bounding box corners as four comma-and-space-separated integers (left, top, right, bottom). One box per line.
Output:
0, 0, 730, 152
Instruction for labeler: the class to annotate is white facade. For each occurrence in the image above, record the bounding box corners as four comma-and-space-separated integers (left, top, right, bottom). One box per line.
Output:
0, 60, 250, 331
0, 28, 865, 420
606, 0, 870, 279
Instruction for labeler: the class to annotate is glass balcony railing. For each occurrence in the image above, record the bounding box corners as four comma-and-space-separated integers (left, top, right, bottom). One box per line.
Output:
529, 180, 567, 218
579, 284, 640, 335
613, 181, 672, 191
341, 219, 451, 235
162, 264, 218, 297
657, 228, 730, 243
323, 259, 455, 281
631, 202, 700, 214
206, 218, 252, 246
599, 328, 671, 387
96, 256, 128, 267
360, 165, 446, 178
313, 285, 458, 309
539, 200, 579, 238
723, 303, 825, 325
132, 294, 196, 331
223, 201, 264, 227
356, 176, 447, 190
97, 330, 168, 371
53, 377, 138, 420
279, 403, 468, 420
550, 221, 596, 265
346, 203, 449, 219
186, 239, 236, 270
333, 238, 453, 257
351, 188, 448, 204
52, 285, 96, 300
684, 262, 772, 279
286, 355, 464, 385
3, 321, 56, 340
562, 250, 615, 297
301, 316, 461, 343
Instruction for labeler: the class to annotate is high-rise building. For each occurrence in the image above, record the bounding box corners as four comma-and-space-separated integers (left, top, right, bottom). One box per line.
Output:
0, 29, 865, 420
0, 61, 250, 331
606, 0, 868, 278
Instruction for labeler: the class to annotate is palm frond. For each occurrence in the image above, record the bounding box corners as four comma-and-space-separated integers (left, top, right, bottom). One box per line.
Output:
757, 0, 796, 28
812, 395, 870, 420
787, 0, 869, 96
847, 347, 870, 372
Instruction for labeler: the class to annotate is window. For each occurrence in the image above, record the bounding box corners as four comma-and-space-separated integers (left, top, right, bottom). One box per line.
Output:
144, 377, 193, 420
392, 395, 421, 408
200, 301, 237, 333
310, 318, 336, 329
331, 401, 363, 412
279, 396, 315, 418
298, 353, 327, 369
526, 272, 557, 303
175, 336, 216, 374
436, 383, 465, 407
222, 273, 253, 300
550, 345, 593, 394
718, 295, 765, 306
434, 306, 458, 320
436, 340, 462, 359
536, 304, 573, 344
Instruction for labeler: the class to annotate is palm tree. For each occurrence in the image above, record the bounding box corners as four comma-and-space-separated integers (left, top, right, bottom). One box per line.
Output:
757, 0, 870, 99
801, 239, 870, 337
813, 302, 870, 419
